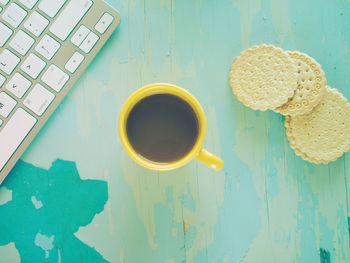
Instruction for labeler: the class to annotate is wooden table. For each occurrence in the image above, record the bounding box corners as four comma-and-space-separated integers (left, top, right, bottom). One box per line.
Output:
1, 0, 349, 262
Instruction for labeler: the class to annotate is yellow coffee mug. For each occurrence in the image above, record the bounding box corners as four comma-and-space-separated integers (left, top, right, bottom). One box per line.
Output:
118, 83, 224, 171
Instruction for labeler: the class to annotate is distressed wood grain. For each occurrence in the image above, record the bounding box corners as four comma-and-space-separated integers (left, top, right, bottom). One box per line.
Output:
0, 0, 349, 262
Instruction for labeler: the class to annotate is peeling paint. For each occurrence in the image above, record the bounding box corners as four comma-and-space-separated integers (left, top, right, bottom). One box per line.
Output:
31, 196, 43, 209
184, 222, 189, 235
320, 248, 331, 263
1, 0, 349, 262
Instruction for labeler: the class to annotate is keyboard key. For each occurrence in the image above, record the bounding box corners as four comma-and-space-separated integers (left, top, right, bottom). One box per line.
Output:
9, 30, 35, 56
24, 84, 54, 116
65, 52, 84, 73
20, 53, 46, 79
0, 0, 9, 5
95, 12, 114, 34
0, 74, 5, 87
50, 0, 93, 41
71, 25, 90, 47
38, 0, 67, 18
35, 34, 60, 60
80, 31, 99, 53
2, 3, 27, 28
0, 49, 20, 75
0, 108, 37, 171
24, 11, 49, 37
0, 22, 13, 47
41, 64, 69, 92
5, 72, 31, 98
18, 0, 39, 9
0, 92, 17, 118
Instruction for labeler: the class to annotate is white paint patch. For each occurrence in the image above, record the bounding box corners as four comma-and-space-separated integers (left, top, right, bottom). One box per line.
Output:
31, 196, 43, 209
0, 187, 12, 205
171, 227, 178, 237
233, 0, 262, 48
34, 233, 54, 258
103, 169, 115, 234
0, 242, 20, 263
74, 210, 112, 262
270, 0, 293, 43
120, 248, 125, 263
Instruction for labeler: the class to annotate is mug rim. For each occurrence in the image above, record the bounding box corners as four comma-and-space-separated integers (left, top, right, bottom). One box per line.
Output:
118, 83, 207, 170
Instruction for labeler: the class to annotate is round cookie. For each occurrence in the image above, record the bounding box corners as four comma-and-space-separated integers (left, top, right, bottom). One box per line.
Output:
285, 86, 350, 164
229, 44, 298, 111
285, 116, 338, 164
275, 51, 327, 116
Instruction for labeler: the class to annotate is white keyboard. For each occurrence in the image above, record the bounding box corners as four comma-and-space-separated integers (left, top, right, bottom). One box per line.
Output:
0, 0, 120, 183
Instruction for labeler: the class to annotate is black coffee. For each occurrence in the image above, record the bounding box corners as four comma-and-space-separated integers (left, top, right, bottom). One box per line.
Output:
126, 94, 199, 163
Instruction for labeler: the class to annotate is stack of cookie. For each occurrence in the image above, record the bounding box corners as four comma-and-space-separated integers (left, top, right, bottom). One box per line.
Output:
229, 44, 350, 164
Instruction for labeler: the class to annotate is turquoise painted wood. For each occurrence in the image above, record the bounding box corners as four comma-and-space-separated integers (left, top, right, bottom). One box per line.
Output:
1, 0, 350, 262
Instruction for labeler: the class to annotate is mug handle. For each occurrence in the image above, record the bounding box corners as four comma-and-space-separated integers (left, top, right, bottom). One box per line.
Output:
196, 148, 224, 171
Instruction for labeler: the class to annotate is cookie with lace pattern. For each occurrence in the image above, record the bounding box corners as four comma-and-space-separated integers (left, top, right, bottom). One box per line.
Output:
285, 86, 350, 164
275, 51, 326, 116
229, 44, 298, 111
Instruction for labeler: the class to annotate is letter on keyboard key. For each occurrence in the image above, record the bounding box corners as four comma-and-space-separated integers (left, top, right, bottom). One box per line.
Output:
9, 30, 35, 56
35, 34, 61, 60
38, 0, 67, 18
24, 84, 55, 116
0, 22, 13, 47
24, 11, 49, 37
41, 64, 69, 92
18, 0, 39, 9
21, 53, 46, 79
50, 0, 93, 41
0, 91, 17, 118
2, 3, 27, 28
0, 49, 20, 75
5, 73, 31, 98
0, 108, 37, 172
